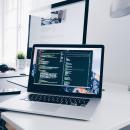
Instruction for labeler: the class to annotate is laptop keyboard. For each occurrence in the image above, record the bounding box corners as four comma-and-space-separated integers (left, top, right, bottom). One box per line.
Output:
21, 94, 89, 107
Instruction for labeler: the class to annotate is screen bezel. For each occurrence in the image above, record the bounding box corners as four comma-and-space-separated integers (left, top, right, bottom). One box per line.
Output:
27, 0, 89, 59
28, 44, 104, 98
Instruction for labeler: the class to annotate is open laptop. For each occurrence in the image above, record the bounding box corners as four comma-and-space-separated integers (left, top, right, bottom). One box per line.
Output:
0, 44, 104, 120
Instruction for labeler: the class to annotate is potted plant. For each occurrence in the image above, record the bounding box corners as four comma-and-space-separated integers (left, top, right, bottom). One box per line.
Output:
16, 52, 26, 69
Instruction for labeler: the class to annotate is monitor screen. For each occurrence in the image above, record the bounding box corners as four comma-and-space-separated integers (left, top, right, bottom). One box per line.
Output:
27, 0, 89, 58
28, 45, 104, 98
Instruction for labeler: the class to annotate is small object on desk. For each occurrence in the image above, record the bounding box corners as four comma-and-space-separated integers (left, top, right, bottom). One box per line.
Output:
0, 64, 24, 78
102, 89, 105, 91
0, 64, 15, 73
128, 86, 130, 91
0, 88, 21, 95
20, 73, 28, 76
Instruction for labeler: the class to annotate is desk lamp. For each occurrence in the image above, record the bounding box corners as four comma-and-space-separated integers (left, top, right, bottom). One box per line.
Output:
110, 0, 130, 91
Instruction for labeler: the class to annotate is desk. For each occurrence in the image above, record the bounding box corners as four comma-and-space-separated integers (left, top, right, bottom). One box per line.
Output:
0, 78, 27, 130
1, 82, 130, 130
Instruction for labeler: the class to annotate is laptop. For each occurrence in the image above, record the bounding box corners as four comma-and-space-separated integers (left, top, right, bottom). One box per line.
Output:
0, 44, 104, 120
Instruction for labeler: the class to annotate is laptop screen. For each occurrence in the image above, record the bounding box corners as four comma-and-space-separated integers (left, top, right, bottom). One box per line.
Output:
28, 45, 104, 98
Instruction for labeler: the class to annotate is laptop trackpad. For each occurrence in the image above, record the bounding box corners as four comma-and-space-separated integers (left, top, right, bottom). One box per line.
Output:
29, 102, 60, 112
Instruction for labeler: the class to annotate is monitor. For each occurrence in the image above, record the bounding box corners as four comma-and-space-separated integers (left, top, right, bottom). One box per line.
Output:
27, 0, 89, 59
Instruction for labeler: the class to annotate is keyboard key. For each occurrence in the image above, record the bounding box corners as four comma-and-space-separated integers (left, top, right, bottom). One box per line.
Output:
21, 94, 89, 107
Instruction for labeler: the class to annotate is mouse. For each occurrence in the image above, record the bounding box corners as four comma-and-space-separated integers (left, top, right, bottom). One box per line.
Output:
0, 64, 15, 73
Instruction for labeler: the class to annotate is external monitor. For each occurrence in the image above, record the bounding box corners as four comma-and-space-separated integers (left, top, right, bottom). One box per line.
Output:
27, 0, 89, 59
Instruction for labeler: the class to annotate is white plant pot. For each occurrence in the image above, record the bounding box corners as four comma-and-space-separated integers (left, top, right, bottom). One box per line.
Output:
16, 59, 26, 69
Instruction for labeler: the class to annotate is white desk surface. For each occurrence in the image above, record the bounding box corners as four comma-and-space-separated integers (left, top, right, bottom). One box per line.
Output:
0, 79, 26, 103
1, 82, 130, 130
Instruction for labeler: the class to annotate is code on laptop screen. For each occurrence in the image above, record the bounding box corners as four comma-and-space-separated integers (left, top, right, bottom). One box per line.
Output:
31, 48, 101, 95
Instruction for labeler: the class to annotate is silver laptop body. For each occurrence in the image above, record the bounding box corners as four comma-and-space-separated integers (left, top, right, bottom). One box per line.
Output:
0, 44, 104, 121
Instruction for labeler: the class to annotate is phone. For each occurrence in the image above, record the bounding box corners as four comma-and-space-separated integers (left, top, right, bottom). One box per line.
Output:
0, 88, 21, 95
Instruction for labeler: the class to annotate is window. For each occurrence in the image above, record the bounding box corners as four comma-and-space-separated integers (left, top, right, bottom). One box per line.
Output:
0, 0, 3, 62
0, 0, 62, 64
1, 0, 32, 64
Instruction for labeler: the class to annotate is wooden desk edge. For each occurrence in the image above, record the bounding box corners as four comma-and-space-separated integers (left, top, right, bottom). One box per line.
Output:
1, 112, 21, 130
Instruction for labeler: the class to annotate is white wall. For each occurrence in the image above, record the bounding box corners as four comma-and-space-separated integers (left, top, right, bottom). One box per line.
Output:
87, 0, 130, 85
30, 0, 130, 85
0, 0, 3, 62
